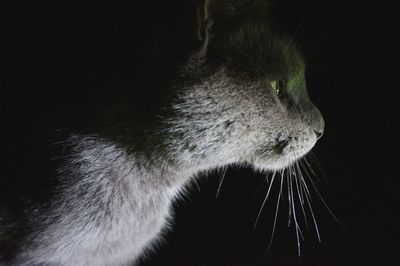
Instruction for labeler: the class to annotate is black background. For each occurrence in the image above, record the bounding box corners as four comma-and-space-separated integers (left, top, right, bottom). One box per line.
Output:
1, 0, 397, 265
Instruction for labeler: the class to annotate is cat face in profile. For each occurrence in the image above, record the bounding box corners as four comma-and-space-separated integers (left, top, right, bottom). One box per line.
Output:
159, 1, 324, 173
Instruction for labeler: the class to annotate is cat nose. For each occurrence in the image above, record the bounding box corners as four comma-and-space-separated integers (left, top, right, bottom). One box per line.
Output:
314, 129, 324, 140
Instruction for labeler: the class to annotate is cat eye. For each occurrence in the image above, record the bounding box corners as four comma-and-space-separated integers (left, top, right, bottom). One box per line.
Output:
270, 80, 284, 97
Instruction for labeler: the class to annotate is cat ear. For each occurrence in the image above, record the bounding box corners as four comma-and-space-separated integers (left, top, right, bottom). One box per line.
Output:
196, 0, 270, 54
196, 0, 242, 42
196, 0, 214, 55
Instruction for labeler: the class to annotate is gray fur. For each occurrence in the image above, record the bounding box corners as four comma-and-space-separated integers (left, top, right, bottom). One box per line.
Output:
1, 0, 325, 265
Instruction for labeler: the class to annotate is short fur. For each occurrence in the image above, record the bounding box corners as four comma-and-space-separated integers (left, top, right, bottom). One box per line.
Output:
1, 0, 324, 265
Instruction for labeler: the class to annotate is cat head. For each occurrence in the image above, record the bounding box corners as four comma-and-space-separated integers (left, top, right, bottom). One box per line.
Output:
161, 0, 324, 172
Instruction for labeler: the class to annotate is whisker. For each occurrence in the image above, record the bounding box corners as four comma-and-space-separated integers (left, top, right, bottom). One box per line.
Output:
265, 170, 285, 253
298, 161, 314, 204
250, 176, 267, 200
193, 178, 201, 192
302, 156, 319, 183
308, 152, 330, 186
303, 154, 345, 229
253, 171, 277, 230
287, 166, 292, 227
294, 162, 308, 229
296, 162, 321, 242
215, 166, 228, 198
298, 160, 314, 196
304, 172, 346, 230
288, 164, 303, 256
301, 175, 321, 242
294, 164, 305, 204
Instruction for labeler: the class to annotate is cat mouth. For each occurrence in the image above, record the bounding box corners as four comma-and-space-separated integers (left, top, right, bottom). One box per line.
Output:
272, 139, 289, 154
254, 139, 289, 158
253, 135, 317, 170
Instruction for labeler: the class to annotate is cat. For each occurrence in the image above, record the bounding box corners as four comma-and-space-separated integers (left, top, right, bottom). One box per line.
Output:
0, 0, 324, 265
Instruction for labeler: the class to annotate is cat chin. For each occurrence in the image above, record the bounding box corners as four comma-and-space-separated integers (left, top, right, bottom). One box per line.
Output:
252, 158, 298, 172
252, 142, 317, 171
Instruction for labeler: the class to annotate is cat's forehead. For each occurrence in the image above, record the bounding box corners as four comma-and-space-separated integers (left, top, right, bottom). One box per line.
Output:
213, 22, 305, 81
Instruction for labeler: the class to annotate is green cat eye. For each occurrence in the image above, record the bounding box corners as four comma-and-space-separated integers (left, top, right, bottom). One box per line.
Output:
270, 80, 284, 96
